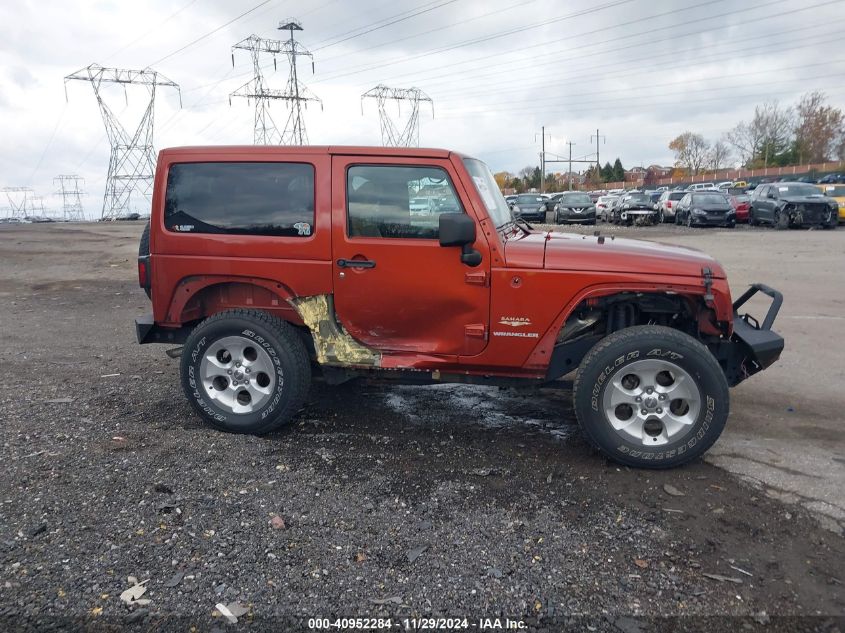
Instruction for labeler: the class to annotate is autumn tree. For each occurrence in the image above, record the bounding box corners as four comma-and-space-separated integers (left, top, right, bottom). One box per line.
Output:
793, 91, 845, 164
669, 132, 710, 175
493, 171, 513, 189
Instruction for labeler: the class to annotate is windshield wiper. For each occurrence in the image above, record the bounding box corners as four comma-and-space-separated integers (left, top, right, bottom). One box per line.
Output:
514, 216, 534, 232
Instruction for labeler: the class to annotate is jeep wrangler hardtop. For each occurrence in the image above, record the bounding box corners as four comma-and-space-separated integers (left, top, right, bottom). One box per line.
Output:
136, 145, 784, 468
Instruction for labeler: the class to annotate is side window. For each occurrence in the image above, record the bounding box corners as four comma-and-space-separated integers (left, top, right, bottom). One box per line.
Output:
347, 165, 463, 239
756, 186, 767, 199
164, 162, 315, 237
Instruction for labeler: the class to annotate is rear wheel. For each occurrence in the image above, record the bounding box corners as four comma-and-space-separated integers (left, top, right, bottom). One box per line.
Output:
573, 325, 729, 469
180, 309, 311, 435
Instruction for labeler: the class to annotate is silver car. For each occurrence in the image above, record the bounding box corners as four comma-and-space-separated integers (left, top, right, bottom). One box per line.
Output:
596, 195, 619, 222
655, 190, 687, 223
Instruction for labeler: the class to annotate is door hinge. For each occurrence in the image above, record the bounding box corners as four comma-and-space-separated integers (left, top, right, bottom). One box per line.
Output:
465, 271, 488, 286
465, 323, 487, 340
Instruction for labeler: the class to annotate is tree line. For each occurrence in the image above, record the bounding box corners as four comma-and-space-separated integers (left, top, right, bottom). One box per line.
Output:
495, 158, 626, 192
669, 91, 845, 175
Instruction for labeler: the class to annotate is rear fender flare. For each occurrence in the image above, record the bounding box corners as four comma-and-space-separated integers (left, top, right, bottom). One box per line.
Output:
164, 276, 302, 326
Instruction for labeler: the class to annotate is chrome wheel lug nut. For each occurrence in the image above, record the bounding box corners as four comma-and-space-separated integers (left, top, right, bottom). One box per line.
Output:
245, 368, 251, 373
641, 409, 647, 415
656, 408, 663, 414
659, 394, 666, 400
236, 361, 242, 368
227, 369, 232, 375
646, 387, 654, 394
635, 396, 642, 403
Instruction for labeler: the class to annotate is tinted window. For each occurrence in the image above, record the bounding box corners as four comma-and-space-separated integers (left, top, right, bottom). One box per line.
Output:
347, 165, 462, 239
164, 162, 314, 236
560, 193, 592, 204
694, 193, 729, 205
669, 192, 686, 200
517, 195, 543, 204
627, 193, 650, 203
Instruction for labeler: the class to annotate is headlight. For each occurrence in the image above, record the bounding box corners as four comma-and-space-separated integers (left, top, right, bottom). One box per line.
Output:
554, 204, 559, 211
692, 208, 705, 215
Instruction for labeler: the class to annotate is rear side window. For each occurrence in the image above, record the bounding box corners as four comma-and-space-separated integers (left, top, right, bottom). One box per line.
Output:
347, 165, 463, 239
164, 162, 315, 237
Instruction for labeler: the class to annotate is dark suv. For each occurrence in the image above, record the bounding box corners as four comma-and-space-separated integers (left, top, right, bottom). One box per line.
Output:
675, 192, 736, 228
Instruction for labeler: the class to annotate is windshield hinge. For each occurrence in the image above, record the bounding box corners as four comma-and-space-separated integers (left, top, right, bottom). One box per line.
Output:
701, 267, 715, 304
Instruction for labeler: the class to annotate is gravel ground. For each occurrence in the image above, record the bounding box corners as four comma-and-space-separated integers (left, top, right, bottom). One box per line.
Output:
1, 222, 843, 632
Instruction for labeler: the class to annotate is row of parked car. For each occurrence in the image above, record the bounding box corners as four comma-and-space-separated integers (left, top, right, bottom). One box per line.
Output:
506, 179, 844, 230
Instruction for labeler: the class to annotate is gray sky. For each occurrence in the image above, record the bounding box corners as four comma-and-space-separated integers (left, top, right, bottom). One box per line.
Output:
2, 0, 844, 217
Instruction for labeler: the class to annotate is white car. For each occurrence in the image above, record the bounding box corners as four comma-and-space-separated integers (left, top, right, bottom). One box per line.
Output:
596, 195, 619, 222
716, 181, 734, 190
687, 182, 715, 191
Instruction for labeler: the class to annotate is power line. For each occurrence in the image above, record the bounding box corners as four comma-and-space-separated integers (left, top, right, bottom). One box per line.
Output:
436, 33, 845, 113
418, 0, 836, 96
310, 0, 636, 83
148, 0, 275, 67
312, 0, 461, 51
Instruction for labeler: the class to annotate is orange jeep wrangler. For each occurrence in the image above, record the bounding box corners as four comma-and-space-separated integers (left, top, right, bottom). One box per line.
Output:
136, 146, 784, 468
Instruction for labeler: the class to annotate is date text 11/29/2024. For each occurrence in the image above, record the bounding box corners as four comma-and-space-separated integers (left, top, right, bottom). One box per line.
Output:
307, 617, 527, 630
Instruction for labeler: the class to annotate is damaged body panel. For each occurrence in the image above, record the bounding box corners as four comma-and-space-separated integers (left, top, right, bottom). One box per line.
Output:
289, 294, 381, 367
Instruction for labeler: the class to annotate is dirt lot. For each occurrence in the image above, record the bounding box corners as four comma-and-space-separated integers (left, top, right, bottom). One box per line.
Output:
1, 221, 844, 631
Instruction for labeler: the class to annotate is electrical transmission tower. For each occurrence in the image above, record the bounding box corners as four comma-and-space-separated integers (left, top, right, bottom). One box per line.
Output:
361, 85, 434, 147
230, 20, 321, 145
54, 175, 86, 221
64, 64, 181, 220
2, 187, 33, 219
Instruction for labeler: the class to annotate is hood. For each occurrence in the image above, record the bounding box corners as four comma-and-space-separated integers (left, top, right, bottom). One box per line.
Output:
504, 231, 725, 278
781, 195, 832, 204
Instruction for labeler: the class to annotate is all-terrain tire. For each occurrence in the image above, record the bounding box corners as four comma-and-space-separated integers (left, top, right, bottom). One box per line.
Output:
573, 325, 729, 469
138, 221, 151, 299
180, 309, 311, 435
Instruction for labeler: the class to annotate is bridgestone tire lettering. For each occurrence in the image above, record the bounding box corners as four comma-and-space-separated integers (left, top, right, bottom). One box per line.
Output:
180, 309, 311, 435
573, 325, 729, 469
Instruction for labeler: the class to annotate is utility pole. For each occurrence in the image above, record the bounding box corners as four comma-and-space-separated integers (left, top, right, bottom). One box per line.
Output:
535, 126, 551, 193
230, 19, 321, 145
566, 141, 576, 190
64, 64, 181, 220
361, 85, 433, 147
590, 128, 606, 176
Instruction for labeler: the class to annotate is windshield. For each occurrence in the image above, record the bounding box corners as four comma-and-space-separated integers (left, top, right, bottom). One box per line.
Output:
779, 184, 824, 197
627, 194, 650, 203
694, 193, 729, 205
560, 193, 592, 205
517, 195, 543, 204
824, 186, 845, 196
462, 157, 512, 228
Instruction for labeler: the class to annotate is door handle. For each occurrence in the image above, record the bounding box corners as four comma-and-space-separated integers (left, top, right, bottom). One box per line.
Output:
337, 258, 376, 269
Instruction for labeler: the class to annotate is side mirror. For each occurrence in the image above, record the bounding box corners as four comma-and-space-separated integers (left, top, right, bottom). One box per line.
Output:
439, 213, 482, 267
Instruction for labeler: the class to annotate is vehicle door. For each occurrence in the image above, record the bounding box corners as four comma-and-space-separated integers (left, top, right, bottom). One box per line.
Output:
331, 156, 491, 356
758, 186, 777, 222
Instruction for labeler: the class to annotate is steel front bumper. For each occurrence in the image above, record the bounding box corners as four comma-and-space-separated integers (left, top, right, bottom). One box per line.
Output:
722, 284, 785, 385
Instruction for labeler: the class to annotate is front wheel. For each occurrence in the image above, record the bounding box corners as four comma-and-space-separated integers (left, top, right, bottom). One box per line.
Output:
573, 325, 729, 469
180, 309, 311, 435
775, 209, 790, 230
686, 213, 694, 228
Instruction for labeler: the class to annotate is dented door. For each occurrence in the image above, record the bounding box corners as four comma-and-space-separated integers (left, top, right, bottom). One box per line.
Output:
330, 155, 491, 356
